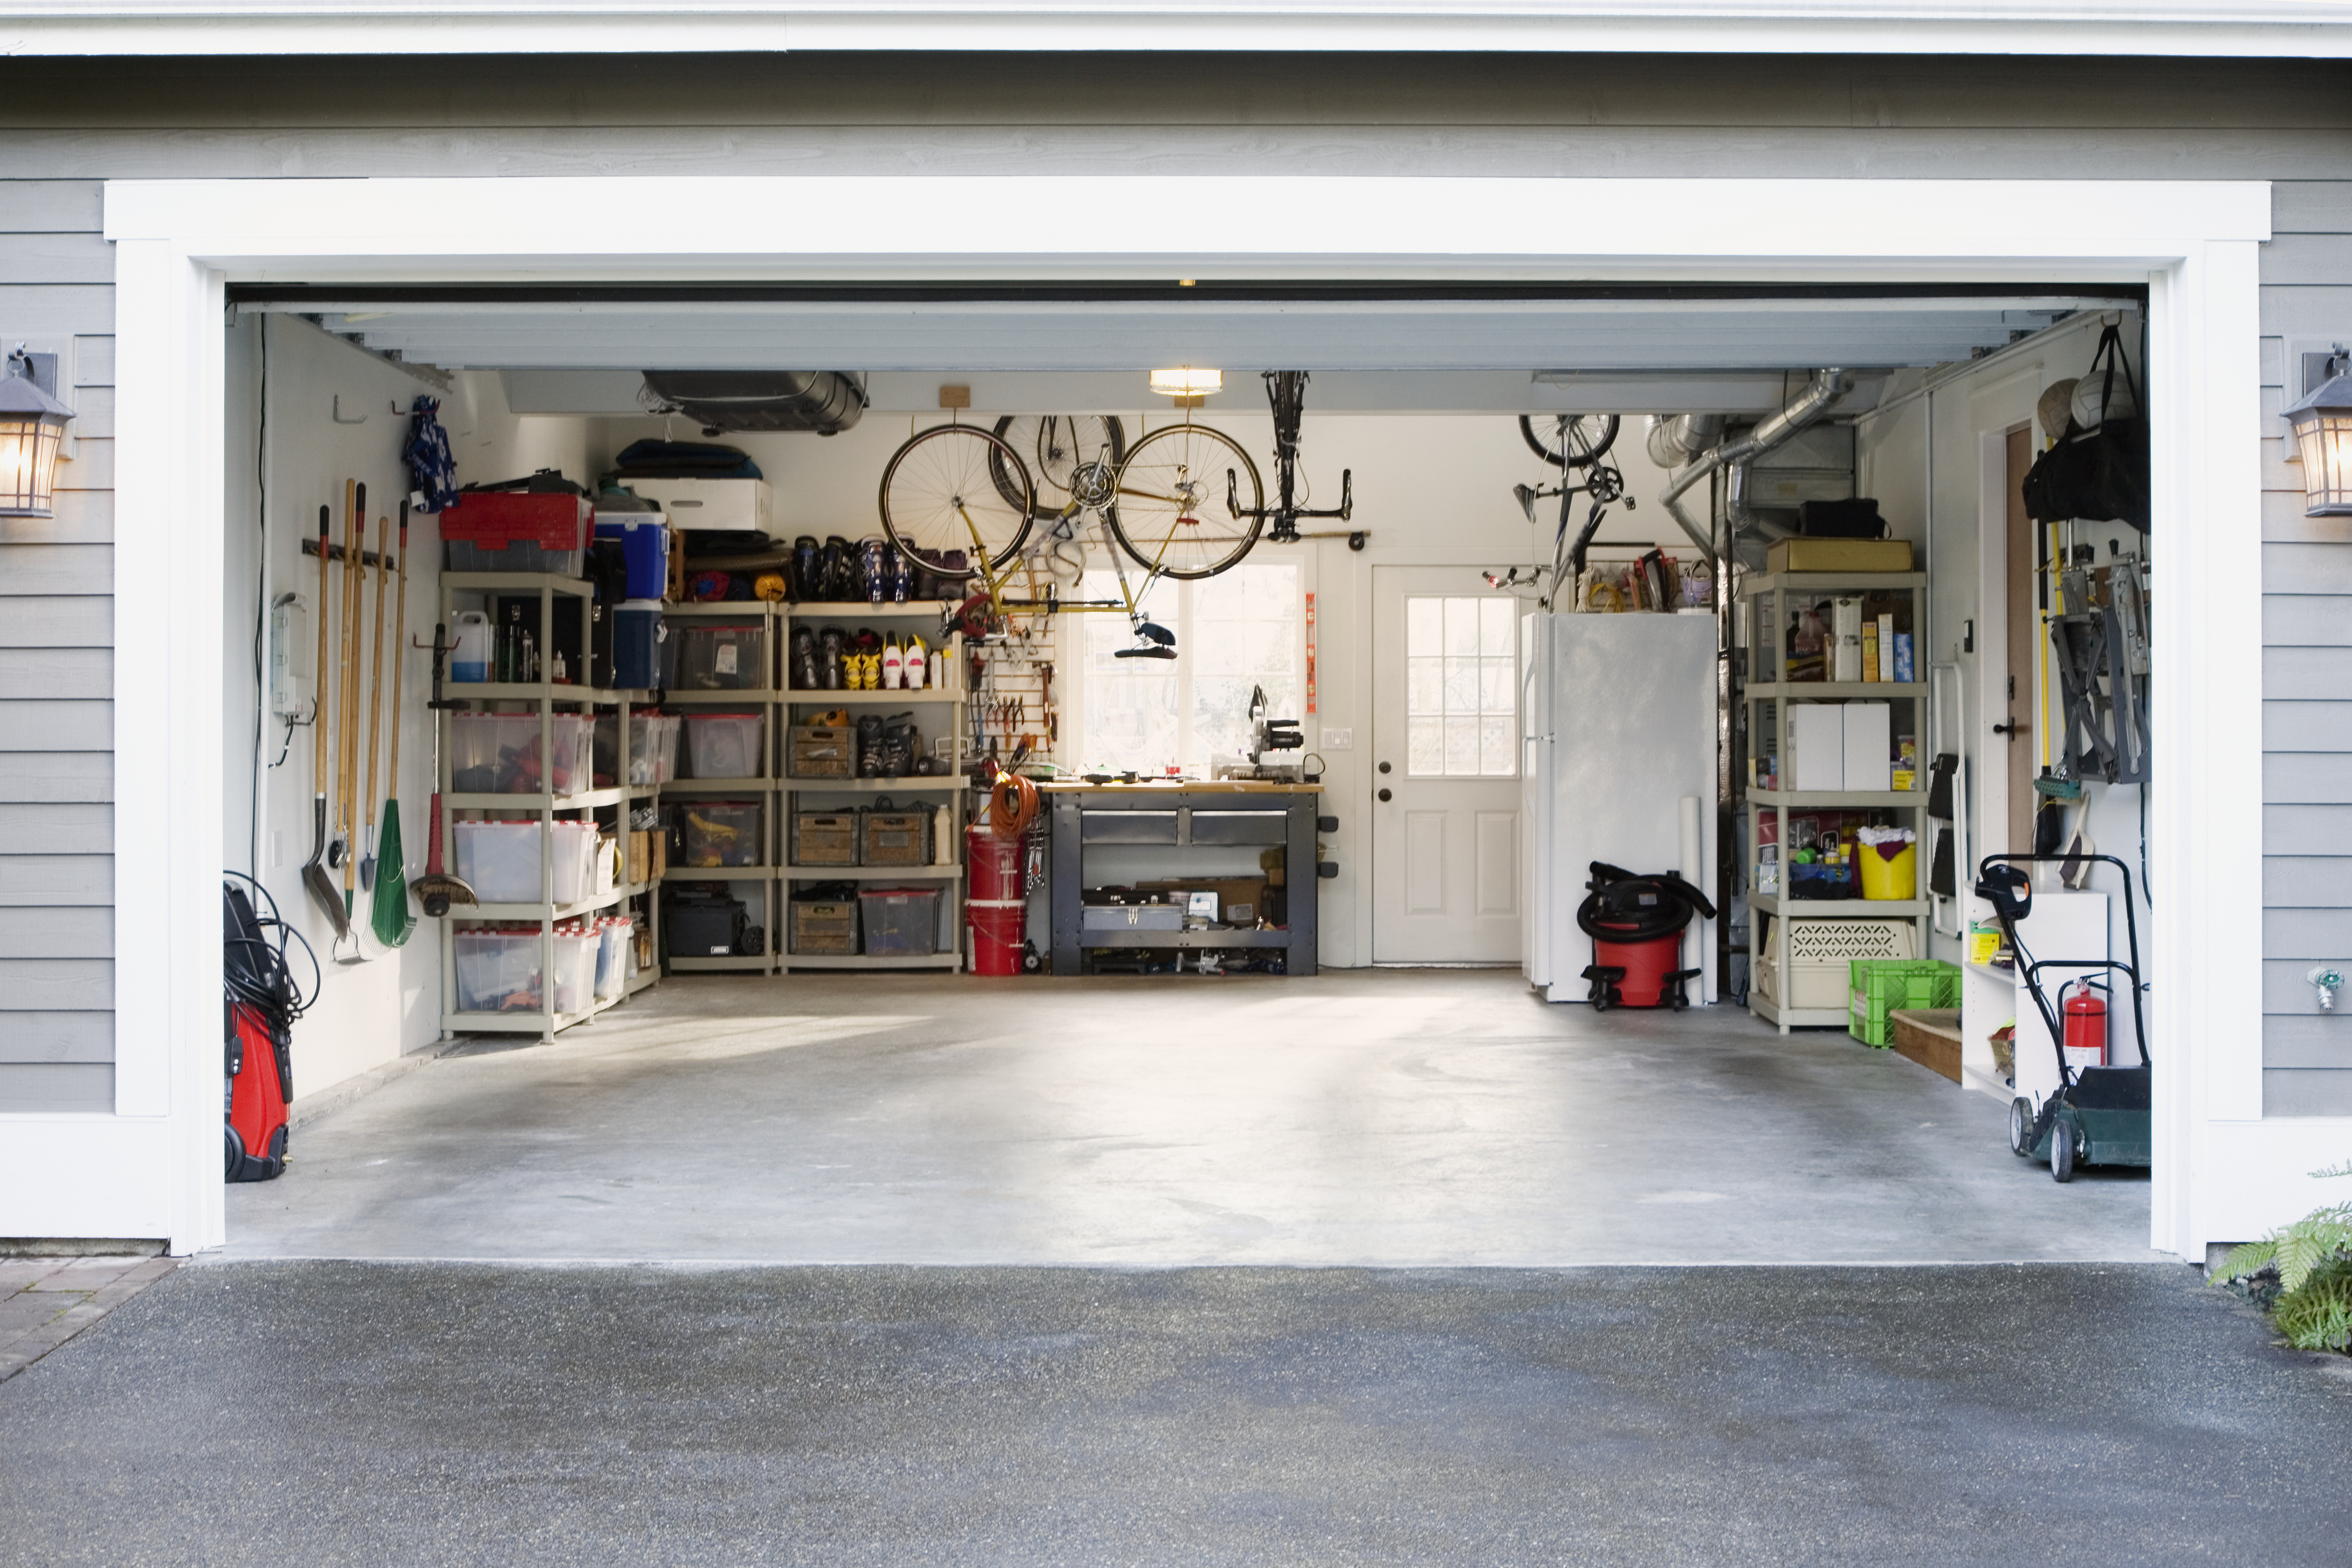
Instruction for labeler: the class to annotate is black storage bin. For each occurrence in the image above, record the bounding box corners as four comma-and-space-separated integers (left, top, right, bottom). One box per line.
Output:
664, 890, 747, 959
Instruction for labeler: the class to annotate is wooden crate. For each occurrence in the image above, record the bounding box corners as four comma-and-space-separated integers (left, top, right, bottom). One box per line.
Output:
790, 724, 853, 778
789, 899, 859, 955
793, 812, 859, 866
860, 807, 933, 866
1889, 1008, 1963, 1083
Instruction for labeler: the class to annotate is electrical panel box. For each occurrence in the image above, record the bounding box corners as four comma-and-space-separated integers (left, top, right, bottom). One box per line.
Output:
268, 592, 310, 719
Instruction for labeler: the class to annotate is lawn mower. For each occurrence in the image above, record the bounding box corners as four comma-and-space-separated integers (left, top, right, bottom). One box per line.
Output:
1973, 852, 2149, 1183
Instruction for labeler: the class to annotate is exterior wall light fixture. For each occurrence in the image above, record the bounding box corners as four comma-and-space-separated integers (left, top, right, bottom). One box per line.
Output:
2284, 345, 2352, 517
0, 343, 76, 519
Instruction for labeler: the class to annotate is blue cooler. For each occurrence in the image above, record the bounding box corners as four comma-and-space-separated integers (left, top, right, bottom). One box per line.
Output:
615, 600, 664, 691
595, 517, 670, 601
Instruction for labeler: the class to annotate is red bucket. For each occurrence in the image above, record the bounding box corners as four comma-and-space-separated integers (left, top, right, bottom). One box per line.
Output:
966, 824, 1027, 974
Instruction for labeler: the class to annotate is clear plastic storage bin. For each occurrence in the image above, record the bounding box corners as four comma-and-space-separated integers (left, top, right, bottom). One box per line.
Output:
668, 621, 767, 692
592, 917, 633, 1002
549, 930, 598, 1015
684, 711, 765, 779
858, 887, 942, 957
449, 711, 596, 795
678, 799, 763, 868
452, 819, 599, 905
453, 928, 542, 1014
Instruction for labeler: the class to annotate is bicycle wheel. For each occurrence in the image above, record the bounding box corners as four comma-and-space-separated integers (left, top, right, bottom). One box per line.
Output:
1520, 413, 1620, 469
1108, 421, 1265, 580
992, 415, 1125, 517
879, 424, 1034, 579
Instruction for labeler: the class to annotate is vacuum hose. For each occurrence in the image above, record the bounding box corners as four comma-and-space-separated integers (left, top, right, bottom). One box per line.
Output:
1575, 861, 1717, 944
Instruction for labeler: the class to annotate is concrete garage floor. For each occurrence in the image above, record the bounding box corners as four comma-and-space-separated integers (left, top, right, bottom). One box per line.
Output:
7, 1262, 2350, 1566
227, 970, 2155, 1265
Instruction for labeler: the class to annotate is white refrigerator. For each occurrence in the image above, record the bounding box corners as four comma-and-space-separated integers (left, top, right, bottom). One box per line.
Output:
1521, 611, 1720, 1005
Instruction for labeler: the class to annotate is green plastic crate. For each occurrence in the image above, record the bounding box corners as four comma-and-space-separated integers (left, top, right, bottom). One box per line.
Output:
1848, 958, 1963, 1046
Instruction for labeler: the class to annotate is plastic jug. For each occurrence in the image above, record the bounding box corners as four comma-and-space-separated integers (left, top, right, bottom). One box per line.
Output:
451, 611, 492, 683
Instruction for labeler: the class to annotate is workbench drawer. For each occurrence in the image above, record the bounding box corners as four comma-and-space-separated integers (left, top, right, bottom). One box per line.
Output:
1081, 810, 1178, 844
1190, 809, 1288, 845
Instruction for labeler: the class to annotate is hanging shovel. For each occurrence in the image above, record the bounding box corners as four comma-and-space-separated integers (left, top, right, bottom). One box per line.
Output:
300, 501, 349, 938
358, 499, 390, 893
371, 502, 418, 947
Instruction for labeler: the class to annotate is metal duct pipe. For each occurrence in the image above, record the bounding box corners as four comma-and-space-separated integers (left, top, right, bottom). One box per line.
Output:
1657, 368, 1849, 562
1645, 413, 1725, 471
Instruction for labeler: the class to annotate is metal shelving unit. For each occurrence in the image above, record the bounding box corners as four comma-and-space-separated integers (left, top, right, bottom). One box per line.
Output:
1739, 570, 1932, 1034
435, 571, 661, 1039
776, 601, 967, 972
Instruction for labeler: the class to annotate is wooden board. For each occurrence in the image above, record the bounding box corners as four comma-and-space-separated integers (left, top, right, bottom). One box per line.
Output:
1889, 1008, 1963, 1084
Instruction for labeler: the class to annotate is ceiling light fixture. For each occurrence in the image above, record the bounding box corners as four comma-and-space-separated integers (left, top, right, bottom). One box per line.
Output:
1148, 366, 1222, 400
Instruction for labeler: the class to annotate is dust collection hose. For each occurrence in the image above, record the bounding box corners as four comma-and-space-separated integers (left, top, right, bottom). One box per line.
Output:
1575, 862, 1717, 944
988, 768, 1040, 838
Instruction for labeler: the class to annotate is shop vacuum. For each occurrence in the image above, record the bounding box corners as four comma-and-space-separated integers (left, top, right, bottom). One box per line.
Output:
223, 874, 317, 1182
1577, 861, 1716, 1012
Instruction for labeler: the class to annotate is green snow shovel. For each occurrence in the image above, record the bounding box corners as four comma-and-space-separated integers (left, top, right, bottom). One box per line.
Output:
370, 502, 417, 948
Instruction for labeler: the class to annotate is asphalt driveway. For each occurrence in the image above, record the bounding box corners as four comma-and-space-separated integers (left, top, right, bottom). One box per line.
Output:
3, 1261, 2346, 1566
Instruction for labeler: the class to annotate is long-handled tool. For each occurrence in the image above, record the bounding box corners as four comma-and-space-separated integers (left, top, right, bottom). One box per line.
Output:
411, 617, 477, 918
300, 501, 348, 937
371, 502, 417, 947
334, 483, 366, 931
358, 504, 390, 893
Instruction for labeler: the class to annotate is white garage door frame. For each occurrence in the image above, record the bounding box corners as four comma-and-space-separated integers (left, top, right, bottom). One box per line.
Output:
8, 173, 2315, 1261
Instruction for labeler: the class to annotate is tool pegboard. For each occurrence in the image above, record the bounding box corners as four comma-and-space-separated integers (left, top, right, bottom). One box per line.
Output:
965, 611, 1058, 764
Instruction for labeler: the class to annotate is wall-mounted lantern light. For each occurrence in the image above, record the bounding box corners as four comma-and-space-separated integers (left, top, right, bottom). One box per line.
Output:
2284, 345, 2352, 517
0, 344, 76, 519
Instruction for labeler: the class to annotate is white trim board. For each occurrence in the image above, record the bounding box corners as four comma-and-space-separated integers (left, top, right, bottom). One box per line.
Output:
52, 171, 2311, 1261
14, 4, 2352, 60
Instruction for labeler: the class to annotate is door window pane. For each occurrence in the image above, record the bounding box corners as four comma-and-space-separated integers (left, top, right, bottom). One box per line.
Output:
1404, 595, 1519, 778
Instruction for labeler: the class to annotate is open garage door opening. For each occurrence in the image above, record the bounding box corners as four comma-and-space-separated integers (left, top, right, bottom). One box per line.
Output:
204, 274, 2165, 1264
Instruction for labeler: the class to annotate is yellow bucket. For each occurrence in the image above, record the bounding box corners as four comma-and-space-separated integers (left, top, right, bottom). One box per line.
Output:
1860, 841, 1918, 900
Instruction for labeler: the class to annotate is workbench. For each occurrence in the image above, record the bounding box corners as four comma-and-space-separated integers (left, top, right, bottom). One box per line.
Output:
1043, 780, 1325, 976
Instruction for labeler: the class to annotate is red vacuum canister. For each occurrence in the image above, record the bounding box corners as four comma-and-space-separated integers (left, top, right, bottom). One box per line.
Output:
2061, 980, 2109, 1070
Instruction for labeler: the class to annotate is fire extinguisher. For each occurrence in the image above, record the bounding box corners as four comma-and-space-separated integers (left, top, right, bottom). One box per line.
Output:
2061, 979, 2108, 1069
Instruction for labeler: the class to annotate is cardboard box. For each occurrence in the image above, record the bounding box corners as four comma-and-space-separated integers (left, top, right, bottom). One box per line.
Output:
1842, 702, 1893, 792
1788, 705, 1845, 792
1139, 876, 1269, 926
1765, 538, 1914, 575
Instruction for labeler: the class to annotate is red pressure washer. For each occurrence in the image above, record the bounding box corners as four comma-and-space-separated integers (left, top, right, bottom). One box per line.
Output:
1577, 861, 1717, 1012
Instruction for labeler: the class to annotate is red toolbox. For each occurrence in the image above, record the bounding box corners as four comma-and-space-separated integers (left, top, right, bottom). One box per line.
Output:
439, 492, 592, 575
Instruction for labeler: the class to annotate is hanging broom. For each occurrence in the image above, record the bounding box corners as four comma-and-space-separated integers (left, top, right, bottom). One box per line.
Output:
371, 501, 418, 947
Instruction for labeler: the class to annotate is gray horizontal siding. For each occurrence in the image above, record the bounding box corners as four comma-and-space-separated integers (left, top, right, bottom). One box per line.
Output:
0, 175, 112, 1111
2262, 185, 2352, 1111
0, 1063, 113, 1112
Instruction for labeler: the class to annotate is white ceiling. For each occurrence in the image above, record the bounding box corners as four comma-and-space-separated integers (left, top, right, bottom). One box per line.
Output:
247, 289, 2136, 412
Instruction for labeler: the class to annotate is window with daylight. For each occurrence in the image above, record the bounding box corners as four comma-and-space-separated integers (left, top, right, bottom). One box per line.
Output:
1407, 595, 1518, 777
1072, 560, 1302, 776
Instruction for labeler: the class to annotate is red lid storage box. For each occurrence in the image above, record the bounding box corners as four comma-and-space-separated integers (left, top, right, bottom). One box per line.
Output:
440, 492, 592, 577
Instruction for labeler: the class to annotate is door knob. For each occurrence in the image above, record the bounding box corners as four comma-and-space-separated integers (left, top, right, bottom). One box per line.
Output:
1377, 761, 1391, 774
1377, 787, 1392, 802
1992, 719, 2027, 738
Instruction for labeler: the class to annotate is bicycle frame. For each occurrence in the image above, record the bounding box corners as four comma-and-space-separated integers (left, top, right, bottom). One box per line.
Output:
1228, 371, 1351, 545
1513, 417, 1632, 610
955, 454, 1178, 659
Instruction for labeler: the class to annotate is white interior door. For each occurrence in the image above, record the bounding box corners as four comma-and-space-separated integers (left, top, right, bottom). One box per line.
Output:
1372, 569, 1523, 963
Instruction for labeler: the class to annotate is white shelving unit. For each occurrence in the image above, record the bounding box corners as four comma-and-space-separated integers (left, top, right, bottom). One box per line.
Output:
435, 570, 660, 1040
660, 600, 782, 974
776, 602, 967, 973
1740, 571, 1933, 1034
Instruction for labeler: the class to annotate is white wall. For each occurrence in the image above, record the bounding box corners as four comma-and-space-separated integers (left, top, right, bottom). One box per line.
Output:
1857, 312, 2152, 1013
599, 406, 1685, 970
224, 320, 594, 1098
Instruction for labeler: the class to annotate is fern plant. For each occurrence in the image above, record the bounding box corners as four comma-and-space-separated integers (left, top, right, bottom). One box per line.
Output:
2211, 1160, 2352, 1353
